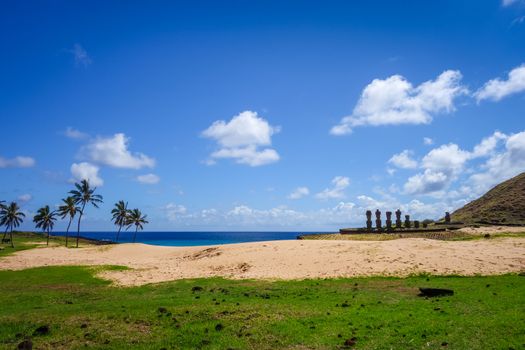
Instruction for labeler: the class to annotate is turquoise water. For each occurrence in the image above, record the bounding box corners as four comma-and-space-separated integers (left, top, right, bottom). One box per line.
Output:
53, 231, 313, 246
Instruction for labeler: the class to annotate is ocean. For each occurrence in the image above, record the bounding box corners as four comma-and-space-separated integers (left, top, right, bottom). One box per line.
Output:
52, 231, 320, 246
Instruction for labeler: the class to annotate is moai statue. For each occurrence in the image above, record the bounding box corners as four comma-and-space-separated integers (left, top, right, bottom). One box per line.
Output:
385, 211, 392, 231
404, 214, 411, 228
395, 209, 402, 229
422, 222, 428, 228
445, 212, 451, 223
366, 210, 372, 231
414, 220, 420, 229
375, 209, 382, 231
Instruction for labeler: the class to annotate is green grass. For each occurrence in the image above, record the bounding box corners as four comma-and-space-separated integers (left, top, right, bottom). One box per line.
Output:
0, 232, 109, 257
0, 266, 523, 349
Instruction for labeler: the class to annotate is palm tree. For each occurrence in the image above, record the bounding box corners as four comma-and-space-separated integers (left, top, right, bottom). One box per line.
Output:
111, 200, 129, 243
33, 205, 57, 246
0, 202, 26, 248
57, 197, 81, 247
69, 180, 103, 248
126, 208, 148, 243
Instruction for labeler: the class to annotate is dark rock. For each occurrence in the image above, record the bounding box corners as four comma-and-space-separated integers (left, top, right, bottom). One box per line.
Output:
17, 340, 32, 350
418, 288, 454, 297
192, 286, 203, 292
442, 342, 448, 346
215, 323, 224, 331
484, 234, 491, 238
341, 302, 350, 307
80, 323, 88, 329
344, 337, 357, 347
33, 325, 50, 336
158, 307, 168, 314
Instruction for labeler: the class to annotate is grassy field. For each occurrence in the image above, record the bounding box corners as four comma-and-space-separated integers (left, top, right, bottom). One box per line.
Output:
0, 266, 523, 349
0, 232, 111, 258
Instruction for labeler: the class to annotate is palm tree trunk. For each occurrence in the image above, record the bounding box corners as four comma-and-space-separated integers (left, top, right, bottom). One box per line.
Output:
133, 226, 138, 243
116, 225, 122, 243
46, 228, 50, 246
76, 203, 86, 248
9, 229, 14, 248
65, 216, 72, 247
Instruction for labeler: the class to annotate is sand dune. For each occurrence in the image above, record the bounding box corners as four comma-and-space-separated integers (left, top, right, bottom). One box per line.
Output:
1, 237, 524, 286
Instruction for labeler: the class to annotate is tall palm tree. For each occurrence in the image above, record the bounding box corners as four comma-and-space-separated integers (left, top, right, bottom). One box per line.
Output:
0, 202, 25, 248
69, 180, 103, 248
126, 208, 148, 243
33, 205, 57, 246
111, 200, 129, 243
57, 196, 81, 247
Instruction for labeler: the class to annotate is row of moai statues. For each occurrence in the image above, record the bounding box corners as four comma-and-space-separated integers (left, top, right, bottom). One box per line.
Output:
365, 209, 422, 231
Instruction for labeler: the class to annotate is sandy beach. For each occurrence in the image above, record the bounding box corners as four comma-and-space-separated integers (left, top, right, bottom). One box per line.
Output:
1, 235, 524, 286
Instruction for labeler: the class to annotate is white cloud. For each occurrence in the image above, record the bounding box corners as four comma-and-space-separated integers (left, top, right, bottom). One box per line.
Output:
83, 133, 155, 169
404, 170, 449, 195
502, 0, 520, 6
288, 187, 310, 199
202, 110, 280, 166
65, 127, 89, 139
469, 131, 525, 193
421, 143, 471, 174
210, 146, 279, 167
70, 44, 92, 67
388, 150, 418, 169
471, 131, 507, 158
316, 176, 350, 199
475, 64, 525, 102
70, 162, 103, 186
330, 70, 467, 135
400, 130, 522, 196
423, 137, 434, 145
0, 156, 35, 168
137, 173, 160, 184
164, 203, 188, 221
17, 194, 32, 203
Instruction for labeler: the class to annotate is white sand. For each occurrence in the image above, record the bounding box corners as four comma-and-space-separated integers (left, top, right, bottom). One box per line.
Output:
1, 236, 524, 286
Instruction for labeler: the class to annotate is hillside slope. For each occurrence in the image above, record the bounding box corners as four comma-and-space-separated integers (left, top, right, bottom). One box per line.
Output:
451, 172, 525, 225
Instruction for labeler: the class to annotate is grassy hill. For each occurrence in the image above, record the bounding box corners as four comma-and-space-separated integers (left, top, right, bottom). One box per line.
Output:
451, 172, 525, 225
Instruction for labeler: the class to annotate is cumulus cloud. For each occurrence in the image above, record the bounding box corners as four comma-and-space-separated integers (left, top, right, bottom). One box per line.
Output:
137, 173, 160, 184
421, 143, 471, 174
0, 156, 35, 168
502, 0, 520, 6
83, 133, 155, 169
164, 203, 188, 221
475, 64, 525, 102
202, 111, 280, 166
388, 150, 418, 169
288, 187, 310, 199
330, 70, 467, 135
404, 170, 449, 195
65, 127, 89, 139
17, 194, 32, 203
404, 143, 471, 195
400, 130, 521, 196
69, 44, 92, 67
469, 131, 525, 193
423, 137, 434, 145
316, 176, 350, 199
70, 162, 103, 186
471, 131, 507, 158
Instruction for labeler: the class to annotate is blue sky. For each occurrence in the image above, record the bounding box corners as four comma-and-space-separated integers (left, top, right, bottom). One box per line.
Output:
1, 0, 525, 231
